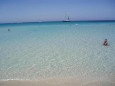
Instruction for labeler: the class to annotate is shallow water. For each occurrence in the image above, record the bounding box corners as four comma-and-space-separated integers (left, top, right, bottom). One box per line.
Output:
0, 22, 115, 82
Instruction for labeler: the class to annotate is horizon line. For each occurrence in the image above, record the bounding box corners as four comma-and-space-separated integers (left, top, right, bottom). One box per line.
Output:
0, 20, 115, 24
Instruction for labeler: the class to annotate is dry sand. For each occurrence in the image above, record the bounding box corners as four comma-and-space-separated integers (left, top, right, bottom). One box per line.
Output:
0, 78, 115, 86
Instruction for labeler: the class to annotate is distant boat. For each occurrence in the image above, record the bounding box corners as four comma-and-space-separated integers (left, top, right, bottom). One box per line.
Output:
63, 16, 70, 22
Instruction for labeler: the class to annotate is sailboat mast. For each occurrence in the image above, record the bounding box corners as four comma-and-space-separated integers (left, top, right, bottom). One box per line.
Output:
67, 16, 70, 21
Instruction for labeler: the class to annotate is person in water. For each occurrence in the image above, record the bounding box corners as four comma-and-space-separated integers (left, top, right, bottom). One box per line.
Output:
103, 39, 108, 46
8, 29, 10, 31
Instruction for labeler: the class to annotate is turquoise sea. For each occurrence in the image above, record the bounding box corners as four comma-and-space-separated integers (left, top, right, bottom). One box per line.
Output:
0, 21, 115, 82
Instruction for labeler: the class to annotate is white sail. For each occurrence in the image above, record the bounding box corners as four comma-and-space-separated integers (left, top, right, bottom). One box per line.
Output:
63, 16, 70, 22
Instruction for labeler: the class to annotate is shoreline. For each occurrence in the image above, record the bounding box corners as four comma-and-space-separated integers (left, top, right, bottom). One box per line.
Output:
0, 78, 115, 86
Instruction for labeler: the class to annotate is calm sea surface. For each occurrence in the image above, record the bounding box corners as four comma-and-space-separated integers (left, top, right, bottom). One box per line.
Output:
0, 21, 115, 82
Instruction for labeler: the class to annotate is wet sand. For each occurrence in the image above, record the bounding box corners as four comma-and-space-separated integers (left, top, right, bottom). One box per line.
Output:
0, 78, 115, 86
0, 78, 81, 86
83, 81, 115, 86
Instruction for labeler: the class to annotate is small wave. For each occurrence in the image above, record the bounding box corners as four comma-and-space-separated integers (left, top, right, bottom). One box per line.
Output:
0, 79, 30, 81
75, 24, 79, 26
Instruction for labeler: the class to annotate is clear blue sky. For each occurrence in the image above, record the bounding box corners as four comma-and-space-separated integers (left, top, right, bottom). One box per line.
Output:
0, 0, 115, 23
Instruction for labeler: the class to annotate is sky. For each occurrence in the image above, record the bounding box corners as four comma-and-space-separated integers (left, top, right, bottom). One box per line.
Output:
0, 0, 115, 23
